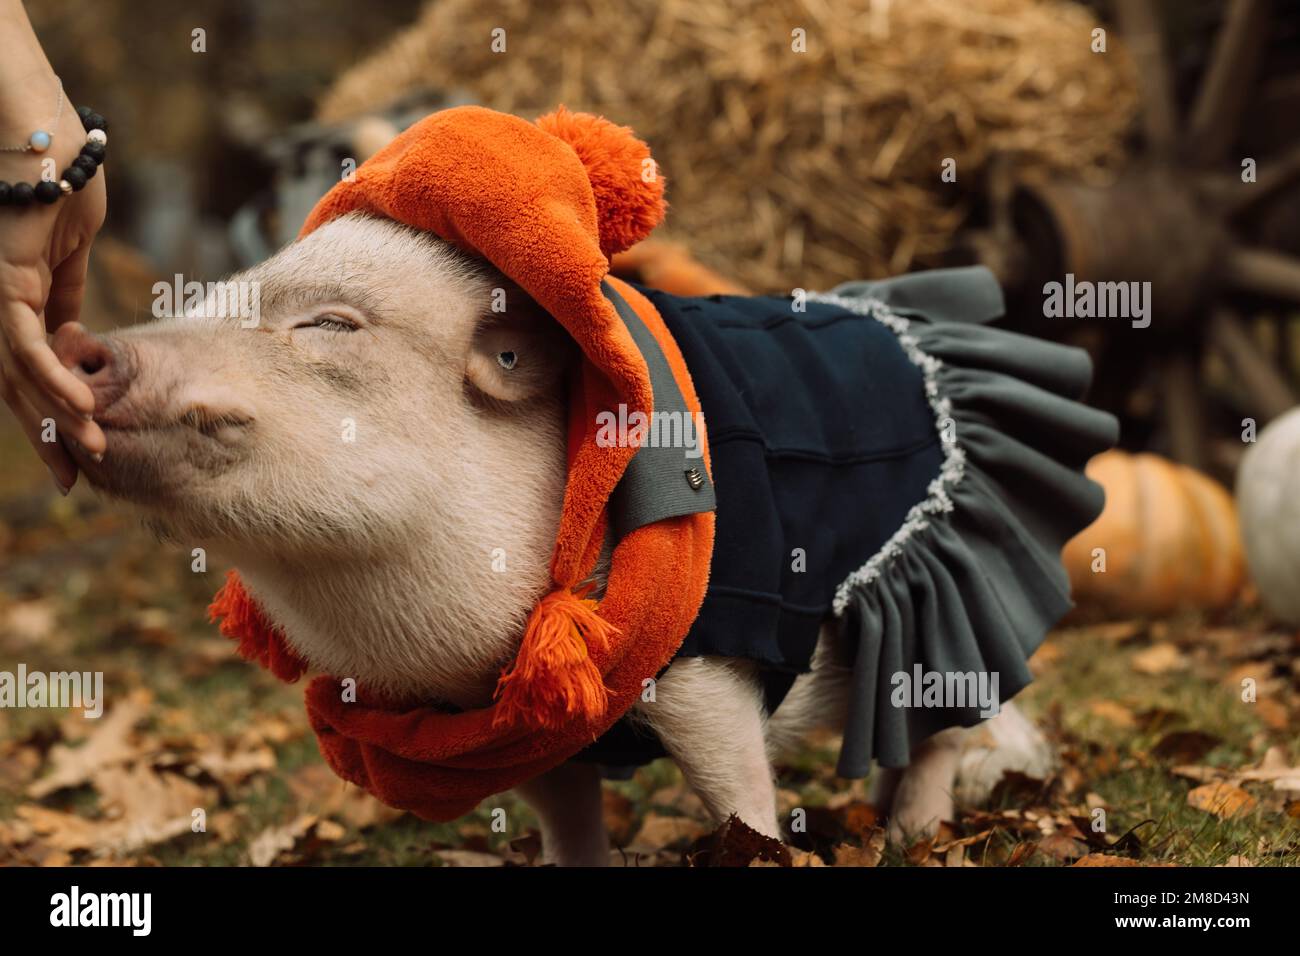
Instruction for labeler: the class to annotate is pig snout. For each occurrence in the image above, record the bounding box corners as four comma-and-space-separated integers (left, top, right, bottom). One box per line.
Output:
53, 322, 258, 506
52, 324, 131, 413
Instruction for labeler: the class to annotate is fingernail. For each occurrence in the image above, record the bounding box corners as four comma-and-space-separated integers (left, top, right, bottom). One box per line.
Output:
91, 451, 103, 463
48, 468, 71, 496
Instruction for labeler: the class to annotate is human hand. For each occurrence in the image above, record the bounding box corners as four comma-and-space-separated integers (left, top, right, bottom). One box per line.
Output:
0, 79, 107, 493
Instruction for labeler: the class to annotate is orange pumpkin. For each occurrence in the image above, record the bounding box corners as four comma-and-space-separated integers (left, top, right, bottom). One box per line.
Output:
1061, 451, 1245, 616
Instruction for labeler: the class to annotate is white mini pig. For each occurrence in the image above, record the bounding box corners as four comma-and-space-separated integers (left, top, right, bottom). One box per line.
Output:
58, 213, 1058, 866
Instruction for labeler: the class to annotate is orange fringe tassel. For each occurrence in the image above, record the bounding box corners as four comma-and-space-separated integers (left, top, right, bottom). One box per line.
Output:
208, 571, 307, 683
493, 587, 619, 730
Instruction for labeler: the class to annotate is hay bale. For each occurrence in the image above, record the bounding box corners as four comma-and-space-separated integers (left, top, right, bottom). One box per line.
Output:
319, 0, 1136, 292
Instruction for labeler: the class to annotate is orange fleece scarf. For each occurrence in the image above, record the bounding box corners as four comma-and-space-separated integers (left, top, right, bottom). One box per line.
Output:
209, 106, 715, 821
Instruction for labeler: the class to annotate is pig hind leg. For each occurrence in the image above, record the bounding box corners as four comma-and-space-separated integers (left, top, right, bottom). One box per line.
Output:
636, 657, 781, 839
885, 728, 965, 844
887, 701, 1055, 844
765, 640, 963, 844
766, 626, 1054, 843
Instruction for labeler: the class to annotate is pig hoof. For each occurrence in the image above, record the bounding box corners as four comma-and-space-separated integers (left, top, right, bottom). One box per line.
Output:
887, 781, 955, 846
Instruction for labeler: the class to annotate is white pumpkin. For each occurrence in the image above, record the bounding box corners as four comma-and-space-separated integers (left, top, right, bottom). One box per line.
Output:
1236, 406, 1300, 625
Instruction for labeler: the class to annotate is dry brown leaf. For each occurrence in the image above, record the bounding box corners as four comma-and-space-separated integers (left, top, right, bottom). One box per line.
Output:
248, 814, 319, 867
314, 819, 346, 842
788, 848, 827, 867
1094, 621, 1147, 644
3, 599, 57, 647
13, 805, 105, 853
1131, 643, 1188, 676
193, 743, 276, 788
92, 763, 214, 852
433, 849, 506, 867
649, 782, 706, 818
1088, 699, 1137, 728
601, 789, 638, 846
1038, 831, 1087, 862
688, 815, 790, 867
1072, 853, 1143, 867
1151, 730, 1220, 763
837, 801, 880, 838
635, 813, 706, 848
11, 761, 216, 859
28, 689, 153, 798
1255, 698, 1291, 730
1172, 764, 1300, 786
1029, 641, 1063, 671
207, 810, 243, 842
1187, 782, 1257, 820
286, 764, 403, 829
1005, 842, 1037, 866
0, 740, 42, 786
833, 828, 885, 867
904, 837, 934, 866
247, 714, 301, 746
932, 828, 997, 854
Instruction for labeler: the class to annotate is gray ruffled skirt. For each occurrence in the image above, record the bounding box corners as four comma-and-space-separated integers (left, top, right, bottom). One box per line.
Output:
814, 270, 1118, 775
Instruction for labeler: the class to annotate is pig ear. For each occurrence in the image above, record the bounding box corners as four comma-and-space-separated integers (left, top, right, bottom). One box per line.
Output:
466, 285, 573, 403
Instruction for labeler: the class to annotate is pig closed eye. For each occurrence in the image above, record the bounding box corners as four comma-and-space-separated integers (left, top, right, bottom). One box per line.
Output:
295, 314, 357, 333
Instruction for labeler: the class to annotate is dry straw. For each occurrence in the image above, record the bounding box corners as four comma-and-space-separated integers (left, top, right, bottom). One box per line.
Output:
319, 0, 1137, 292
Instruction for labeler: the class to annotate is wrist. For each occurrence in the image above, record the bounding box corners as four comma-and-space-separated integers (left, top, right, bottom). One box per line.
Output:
0, 99, 101, 208
0, 0, 58, 121
0, 70, 62, 146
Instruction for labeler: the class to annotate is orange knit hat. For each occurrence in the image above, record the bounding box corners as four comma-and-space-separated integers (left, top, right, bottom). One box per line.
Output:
211, 105, 716, 815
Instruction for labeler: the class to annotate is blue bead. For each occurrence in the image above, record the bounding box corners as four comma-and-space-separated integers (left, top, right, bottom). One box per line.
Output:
29, 130, 51, 152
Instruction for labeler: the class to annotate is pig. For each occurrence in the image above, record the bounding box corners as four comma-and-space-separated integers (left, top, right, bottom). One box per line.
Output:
56, 212, 1053, 866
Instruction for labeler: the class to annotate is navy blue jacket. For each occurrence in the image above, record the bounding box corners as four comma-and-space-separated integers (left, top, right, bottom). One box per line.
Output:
581, 286, 945, 765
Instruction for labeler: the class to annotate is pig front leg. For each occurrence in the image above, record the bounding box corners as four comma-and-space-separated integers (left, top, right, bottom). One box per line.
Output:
637, 657, 781, 839
513, 761, 610, 866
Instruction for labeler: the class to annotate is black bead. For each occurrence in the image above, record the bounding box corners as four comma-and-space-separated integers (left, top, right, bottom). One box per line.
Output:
81, 140, 106, 163
76, 105, 93, 125
62, 167, 87, 191
11, 183, 35, 206
0, 182, 10, 205
72, 155, 97, 174
86, 112, 106, 132
34, 180, 61, 204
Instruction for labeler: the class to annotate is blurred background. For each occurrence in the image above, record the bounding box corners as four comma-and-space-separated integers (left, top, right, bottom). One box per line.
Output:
2, 0, 1298, 867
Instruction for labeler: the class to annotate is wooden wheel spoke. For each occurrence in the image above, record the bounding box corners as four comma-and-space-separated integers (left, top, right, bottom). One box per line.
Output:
1207, 308, 1297, 421
1116, 0, 1180, 154
1225, 246, 1300, 304
1187, 0, 1272, 164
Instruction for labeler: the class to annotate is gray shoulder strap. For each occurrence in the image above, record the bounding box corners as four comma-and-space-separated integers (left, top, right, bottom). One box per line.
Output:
601, 281, 717, 539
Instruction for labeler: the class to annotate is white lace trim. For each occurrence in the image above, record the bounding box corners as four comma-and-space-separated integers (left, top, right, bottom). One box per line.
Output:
804, 292, 968, 617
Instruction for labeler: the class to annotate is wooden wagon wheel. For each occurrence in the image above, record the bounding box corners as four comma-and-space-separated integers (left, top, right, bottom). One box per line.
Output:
965, 0, 1299, 475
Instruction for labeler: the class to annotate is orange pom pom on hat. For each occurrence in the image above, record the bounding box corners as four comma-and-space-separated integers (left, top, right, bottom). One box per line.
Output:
209, 105, 718, 821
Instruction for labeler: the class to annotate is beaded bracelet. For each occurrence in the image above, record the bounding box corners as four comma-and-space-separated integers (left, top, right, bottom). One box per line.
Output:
0, 106, 108, 209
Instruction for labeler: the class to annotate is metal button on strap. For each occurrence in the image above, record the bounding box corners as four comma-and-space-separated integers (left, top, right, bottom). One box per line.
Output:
685, 467, 705, 491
